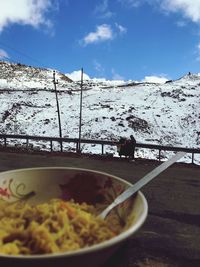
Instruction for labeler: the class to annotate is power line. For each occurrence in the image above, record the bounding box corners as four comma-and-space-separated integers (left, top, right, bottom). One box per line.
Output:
0, 40, 46, 67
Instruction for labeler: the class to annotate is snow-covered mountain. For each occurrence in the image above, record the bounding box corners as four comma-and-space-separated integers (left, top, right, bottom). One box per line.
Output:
0, 61, 199, 163
0, 61, 73, 90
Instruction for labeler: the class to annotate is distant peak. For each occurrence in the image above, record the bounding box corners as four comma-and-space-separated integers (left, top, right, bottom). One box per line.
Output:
179, 72, 200, 81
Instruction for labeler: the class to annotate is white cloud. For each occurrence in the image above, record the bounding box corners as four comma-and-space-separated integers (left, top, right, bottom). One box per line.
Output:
0, 0, 53, 32
176, 20, 187, 27
82, 24, 113, 45
111, 69, 125, 80
160, 0, 200, 23
195, 42, 200, 61
115, 23, 127, 34
82, 23, 127, 46
94, 0, 114, 18
119, 0, 200, 23
66, 70, 90, 81
0, 49, 9, 59
93, 60, 105, 73
118, 0, 143, 8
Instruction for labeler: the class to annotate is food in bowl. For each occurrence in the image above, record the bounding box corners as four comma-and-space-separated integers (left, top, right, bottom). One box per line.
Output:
0, 167, 148, 267
0, 198, 122, 255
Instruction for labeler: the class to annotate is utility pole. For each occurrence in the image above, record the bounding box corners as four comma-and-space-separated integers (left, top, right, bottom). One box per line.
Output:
53, 70, 63, 152
78, 68, 84, 152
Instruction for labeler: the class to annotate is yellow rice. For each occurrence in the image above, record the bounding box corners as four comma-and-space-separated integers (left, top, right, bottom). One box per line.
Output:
0, 199, 122, 255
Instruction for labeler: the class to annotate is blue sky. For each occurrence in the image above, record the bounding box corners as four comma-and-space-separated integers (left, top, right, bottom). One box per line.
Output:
0, 0, 200, 81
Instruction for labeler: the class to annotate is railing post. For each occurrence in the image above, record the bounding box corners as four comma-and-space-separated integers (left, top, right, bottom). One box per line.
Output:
159, 149, 161, 161
50, 140, 53, 152
26, 139, 29, 149
102, 144, 104, 155
60, 141, 63, 152
4, 137, 6, 148
192, 153, 194, 164
76, 142, 79, 153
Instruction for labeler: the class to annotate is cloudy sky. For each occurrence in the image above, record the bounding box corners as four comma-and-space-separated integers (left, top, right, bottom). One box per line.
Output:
0, 0, 200, 81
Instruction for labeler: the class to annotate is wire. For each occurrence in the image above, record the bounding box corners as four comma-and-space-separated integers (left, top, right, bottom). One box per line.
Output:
0, 40, 47, 67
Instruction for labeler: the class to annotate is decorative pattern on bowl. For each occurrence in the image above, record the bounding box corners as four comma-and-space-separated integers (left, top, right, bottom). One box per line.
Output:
0, 168, 137, 225
0, 178, 35, 201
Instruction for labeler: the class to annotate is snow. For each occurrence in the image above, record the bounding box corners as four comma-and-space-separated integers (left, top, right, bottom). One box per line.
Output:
91, 77, 126, 86
142, 76, 168, 84
0, 61, 199, 164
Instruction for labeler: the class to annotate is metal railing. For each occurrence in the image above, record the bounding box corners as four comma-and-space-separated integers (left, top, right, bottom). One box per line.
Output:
0, 134, 199, 164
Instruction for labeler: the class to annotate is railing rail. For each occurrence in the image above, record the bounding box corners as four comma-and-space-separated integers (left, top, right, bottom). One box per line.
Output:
0, 134, 199, 164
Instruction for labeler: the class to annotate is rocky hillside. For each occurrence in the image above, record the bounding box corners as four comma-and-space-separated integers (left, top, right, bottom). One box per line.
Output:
0, 61, 72, 90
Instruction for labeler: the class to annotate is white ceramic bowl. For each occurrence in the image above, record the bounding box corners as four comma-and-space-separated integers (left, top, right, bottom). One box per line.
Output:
0, 167, 148, 267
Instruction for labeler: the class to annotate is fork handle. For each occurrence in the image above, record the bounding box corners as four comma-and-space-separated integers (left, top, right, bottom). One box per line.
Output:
99, 151, 186, 219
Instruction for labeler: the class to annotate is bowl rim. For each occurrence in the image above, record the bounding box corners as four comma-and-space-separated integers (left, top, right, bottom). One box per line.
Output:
0, 167, 148, 259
